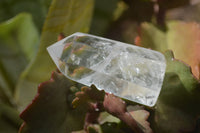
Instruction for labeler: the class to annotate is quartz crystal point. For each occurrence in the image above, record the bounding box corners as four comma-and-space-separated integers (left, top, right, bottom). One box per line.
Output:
47, 32, 166, 107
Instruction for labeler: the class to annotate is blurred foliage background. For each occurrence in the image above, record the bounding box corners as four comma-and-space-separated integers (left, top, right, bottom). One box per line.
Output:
0, 0, 200, 133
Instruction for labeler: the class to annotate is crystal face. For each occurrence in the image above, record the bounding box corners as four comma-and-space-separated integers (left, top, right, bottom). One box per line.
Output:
47, 32, 166, 107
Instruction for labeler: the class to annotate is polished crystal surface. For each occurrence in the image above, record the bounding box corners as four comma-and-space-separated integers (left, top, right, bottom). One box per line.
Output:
47, 32, 166, 107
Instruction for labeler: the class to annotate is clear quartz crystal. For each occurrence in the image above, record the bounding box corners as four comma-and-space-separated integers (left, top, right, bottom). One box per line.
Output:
47, 32, 166, 107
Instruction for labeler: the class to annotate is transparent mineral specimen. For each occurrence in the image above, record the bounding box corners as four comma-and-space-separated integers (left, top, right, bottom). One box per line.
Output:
47, 32, 166, 107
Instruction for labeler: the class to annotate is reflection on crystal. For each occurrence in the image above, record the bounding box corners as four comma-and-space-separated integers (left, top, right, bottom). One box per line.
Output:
47, 32, 166, 107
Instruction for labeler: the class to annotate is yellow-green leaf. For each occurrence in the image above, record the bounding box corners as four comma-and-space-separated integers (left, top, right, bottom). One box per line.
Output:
0, 13, 39, 104
140, 21, 200, 80
15, 0, 94, 111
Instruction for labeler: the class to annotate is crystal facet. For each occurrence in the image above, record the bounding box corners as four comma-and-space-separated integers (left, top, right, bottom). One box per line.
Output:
47, 32, 166, 107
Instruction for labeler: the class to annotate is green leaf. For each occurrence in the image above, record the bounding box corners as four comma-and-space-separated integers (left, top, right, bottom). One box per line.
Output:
15, 0, 94, 111
139, 22, 167, 51
150, 51, 200, 133
0, 13, 39, 104
19, 71, 87, 133
140, 21, 200, 133
0, 102, 22, 133
98, 112, 120, 124
0, 0, 52, 31
166, 22, 200, 79
140, 21, 200, 80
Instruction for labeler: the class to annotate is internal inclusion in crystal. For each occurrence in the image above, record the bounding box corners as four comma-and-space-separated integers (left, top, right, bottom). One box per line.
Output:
47, 32, 166, 107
